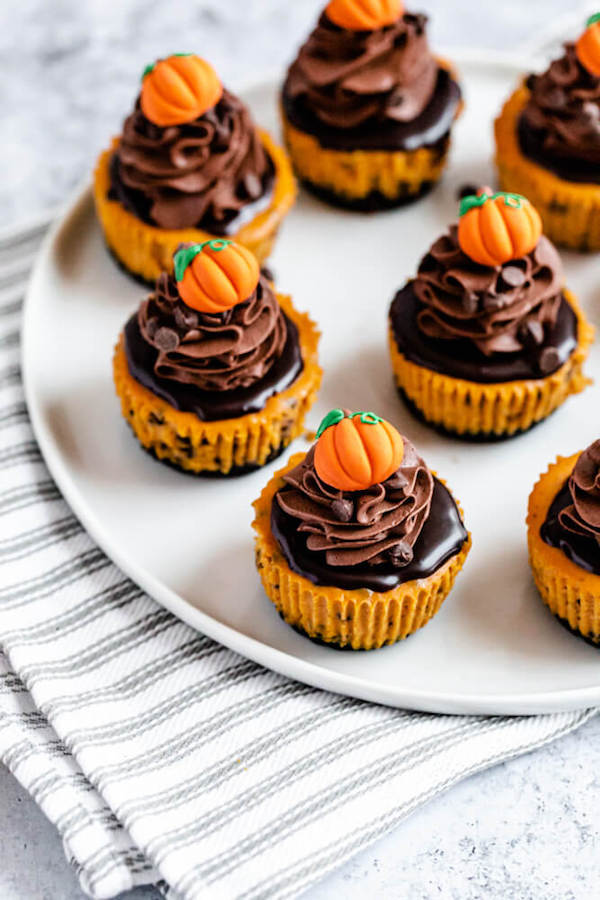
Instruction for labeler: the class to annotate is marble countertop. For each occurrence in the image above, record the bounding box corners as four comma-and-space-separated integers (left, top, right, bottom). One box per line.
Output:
2, 1, 600, 898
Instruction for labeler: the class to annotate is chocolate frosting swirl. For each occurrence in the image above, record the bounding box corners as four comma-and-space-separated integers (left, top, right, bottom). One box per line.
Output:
138, 270, 287, 392
112, 89, 273, 230
413, 226, 564, 360
558, 441, 600, 545
522, 43, 600, 166
275, 438, 434, 568
284, 11, 438, 129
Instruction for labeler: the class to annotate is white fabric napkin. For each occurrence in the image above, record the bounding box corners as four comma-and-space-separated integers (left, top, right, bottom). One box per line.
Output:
0, 218, 596, 900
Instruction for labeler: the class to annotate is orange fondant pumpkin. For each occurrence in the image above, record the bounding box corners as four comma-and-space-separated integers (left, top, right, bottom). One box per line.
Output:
576, 14, 600, 77
457, 191, 543, 267
174, 240, 260, 313
325, 0, 403, 31
314, 410, 404, 492
140, 54, 223, 127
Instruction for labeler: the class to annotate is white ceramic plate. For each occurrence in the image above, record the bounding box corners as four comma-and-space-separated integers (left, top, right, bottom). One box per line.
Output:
23, 54, 600, 715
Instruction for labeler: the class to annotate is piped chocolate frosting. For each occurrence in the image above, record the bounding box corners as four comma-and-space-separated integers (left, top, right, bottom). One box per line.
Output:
541, 441, 600, 575
271, 441, 467, 591
519, 43, 600, 181
285, 12, 437, 129
124, 271, 303, 422
282, 11, 461, 151
138, 271, 286, 393
276, 440, 433, 568
390, 218, 579, 383
109, 89, 274, 232
413, 226, 564, 359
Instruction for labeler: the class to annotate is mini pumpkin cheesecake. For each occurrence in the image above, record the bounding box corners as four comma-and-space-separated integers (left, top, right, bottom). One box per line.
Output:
252, 409, 470, 649
528, 440, 600, 644
113, 239, 321, 475
95, 53, 296, 283
281, 0, 462, 210
388, 189, 593, 440
495, 14, 600, 250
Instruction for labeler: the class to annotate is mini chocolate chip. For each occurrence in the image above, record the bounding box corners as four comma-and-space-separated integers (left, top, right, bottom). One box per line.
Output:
244, 173, 262, 199
413, 12, 427, 33
538, 346, 561, 374
462, 291, 479, 315
261, 265, 275, 283
483, 294, 505, 311
525, 74, 536, 91
545, 87, 566, 110
583, 101, 600, 119
582, 102, 600, 134
146, 122, 163, 141
174, 308, 187, 329
145, 316, 159, 338
457, 184, 479, 200
501, 265, 527, 288
331, 499, 353, 522
154, 327, 180, 351
388, 542, 414, 565
213, 123, 230, 150
520, 319, 544, 346
174, 306, 198, 329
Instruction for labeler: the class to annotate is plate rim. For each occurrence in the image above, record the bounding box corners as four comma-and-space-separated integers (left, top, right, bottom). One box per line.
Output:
21, 53, 600, 716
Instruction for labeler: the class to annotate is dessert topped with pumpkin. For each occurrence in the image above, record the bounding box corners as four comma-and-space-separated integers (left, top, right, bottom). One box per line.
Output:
388, 188, 593, 440
521, 18, 600, 180
94, 53, 296, 283
528, 439, 600, 645
281, 0, 462, 210
113, 238, 321, 476
496, 13, 600, 250
252, 408, 470, 649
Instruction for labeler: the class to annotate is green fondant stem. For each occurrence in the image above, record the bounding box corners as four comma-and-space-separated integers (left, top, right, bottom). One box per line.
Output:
352, 412, 383, 425
142, 54, 193, 82
173, 240, 233, 282
316, 409, 345, 439
316, 410, 383, 439
459, 190, 526, 217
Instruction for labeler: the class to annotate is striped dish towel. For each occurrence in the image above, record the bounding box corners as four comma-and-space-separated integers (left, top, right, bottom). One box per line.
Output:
0, 216, 596, 900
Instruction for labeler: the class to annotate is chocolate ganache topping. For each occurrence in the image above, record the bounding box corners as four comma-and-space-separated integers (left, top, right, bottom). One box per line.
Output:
111, 89, 274, 231
520, 43, 600, 178
275, 438, 434, 568
138, 269, 287, 393
413, 225, 564, 359
284, 11, 438, 130
541, 441, 600, 575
